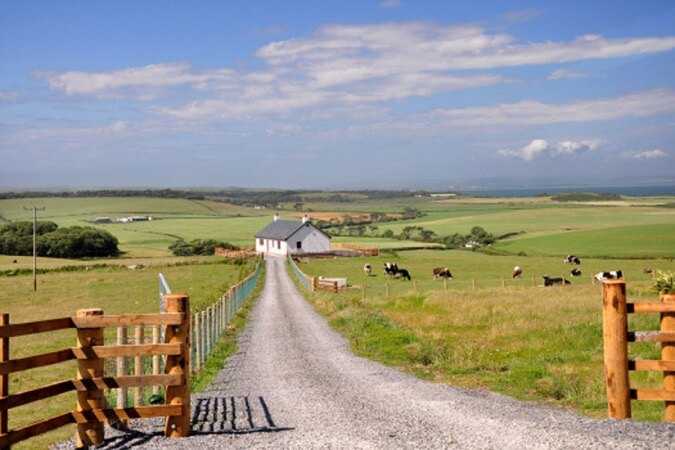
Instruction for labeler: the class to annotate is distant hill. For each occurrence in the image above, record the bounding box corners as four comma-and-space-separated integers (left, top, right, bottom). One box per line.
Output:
551, 192, 623, 202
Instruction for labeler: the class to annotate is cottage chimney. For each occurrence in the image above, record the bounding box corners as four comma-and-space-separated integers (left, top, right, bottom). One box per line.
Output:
302, 214, 309, 224
274, 213, 279, 222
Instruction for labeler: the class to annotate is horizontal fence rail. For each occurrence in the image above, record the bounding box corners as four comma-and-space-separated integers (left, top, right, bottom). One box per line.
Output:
0, 294, 190, 449
601, 280, 675, 422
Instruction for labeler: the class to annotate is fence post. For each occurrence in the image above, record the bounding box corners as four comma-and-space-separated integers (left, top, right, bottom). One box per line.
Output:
601, 280, 631, 419
194, 313, 201, 372
164, 293, 190, 438
661, 293, 675, 421
1, 313, 8, 439
153, 325, 160, 395
76, 308, 105, 448
134, 326, 144, 407
116, 326, 128, 430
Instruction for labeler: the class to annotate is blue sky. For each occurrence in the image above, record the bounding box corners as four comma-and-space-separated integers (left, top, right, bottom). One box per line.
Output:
1, 1, 674, 189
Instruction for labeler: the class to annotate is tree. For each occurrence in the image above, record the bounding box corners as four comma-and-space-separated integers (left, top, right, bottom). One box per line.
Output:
0, 221, 118, 258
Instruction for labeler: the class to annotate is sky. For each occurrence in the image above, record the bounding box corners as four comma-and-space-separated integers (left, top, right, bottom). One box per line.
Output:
1, 0, 674, 190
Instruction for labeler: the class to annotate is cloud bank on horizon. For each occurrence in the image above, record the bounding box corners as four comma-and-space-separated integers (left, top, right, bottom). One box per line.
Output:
1, 1, 674, 189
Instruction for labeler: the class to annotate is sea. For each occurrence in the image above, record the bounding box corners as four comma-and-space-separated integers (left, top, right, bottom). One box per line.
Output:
452, 184, 675, 198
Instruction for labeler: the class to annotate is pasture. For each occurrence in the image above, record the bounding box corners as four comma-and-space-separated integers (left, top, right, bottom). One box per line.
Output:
2, 191, 675, 437
297, 250, 674, 421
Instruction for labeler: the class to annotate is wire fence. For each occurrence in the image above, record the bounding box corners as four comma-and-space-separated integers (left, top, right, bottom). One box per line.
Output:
288, 256, 314, 291
190, 257, 263, 372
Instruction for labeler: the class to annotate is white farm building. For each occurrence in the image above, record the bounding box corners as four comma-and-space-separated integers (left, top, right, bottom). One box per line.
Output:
255, 214, 331, 256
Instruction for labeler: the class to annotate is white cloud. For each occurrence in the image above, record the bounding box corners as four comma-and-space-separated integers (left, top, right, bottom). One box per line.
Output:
548, 69, 590, 80
0, 90, 21, 101
499, 138, 606, 161
36, 62, 235, 99
633, 149, 667, 159
256, 23, 675, 72
379, 0, 400, 7
424, 89, 675, 127
35, 22, 675, 117
554, 139, 605, 155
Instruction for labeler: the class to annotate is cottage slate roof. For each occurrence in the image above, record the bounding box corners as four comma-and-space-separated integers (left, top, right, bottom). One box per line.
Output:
255, 219, 330, 240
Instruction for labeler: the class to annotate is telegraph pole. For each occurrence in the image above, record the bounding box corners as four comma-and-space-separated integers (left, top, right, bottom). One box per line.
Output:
23, 206, 45, 291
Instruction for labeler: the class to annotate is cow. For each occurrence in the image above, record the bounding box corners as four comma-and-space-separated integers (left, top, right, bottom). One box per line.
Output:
512, 265, 522, 279
564, 255, 581, 265
594, 270, 623, 282
395, 268, 412, 281
363, 263, 372, 276
570, 268, 582, 277
383, 262, 399, 277
433, 267, 453, 279
643, 268, 653, 275
543, 276, 571, 286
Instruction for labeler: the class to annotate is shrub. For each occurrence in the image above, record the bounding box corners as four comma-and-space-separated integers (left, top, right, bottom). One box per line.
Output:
169, 239, 238, 256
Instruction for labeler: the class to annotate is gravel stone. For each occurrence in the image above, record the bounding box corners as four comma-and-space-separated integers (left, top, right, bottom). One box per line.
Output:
53, 256, 675, 449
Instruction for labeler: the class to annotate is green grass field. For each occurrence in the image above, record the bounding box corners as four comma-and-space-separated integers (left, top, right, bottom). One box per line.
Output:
296, 250, 673, 421
1, 192, 675, 447
0, 258, 257, 449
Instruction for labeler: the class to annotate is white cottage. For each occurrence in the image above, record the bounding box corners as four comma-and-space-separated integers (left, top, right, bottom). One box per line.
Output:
255, 214, 331, 256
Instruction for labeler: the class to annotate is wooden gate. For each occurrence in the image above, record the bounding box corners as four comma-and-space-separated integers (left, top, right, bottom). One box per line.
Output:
0, 293, 190, 448
601, 280, 675, 421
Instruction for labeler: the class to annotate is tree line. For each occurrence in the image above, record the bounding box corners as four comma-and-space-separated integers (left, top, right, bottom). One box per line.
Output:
0, 188, 439, 208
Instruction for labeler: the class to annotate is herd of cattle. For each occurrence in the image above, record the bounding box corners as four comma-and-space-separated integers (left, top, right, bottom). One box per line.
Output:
363, 255, 627, 287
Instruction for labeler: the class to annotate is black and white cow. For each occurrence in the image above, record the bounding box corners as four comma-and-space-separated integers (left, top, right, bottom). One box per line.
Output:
384, 262, 399, 277
433, 267, 453, 279
395, 268, 412, 281
594, 270, 623, 282
363, 263, 372, 276
543, 276, 571, 286
570, 268, 582, 277
564, 255, 581, 265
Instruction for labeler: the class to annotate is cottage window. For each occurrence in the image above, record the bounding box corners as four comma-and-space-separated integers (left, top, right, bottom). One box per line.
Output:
296, 241, 302, 249
258, 238, 264, 246
277, 240, 281, 249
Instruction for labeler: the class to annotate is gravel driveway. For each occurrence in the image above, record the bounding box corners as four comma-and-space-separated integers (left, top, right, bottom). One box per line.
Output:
61, 256, 675, 449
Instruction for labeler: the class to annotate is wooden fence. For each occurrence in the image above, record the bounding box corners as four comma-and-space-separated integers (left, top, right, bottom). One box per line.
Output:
330, 243, 379, 256
0, 293, 190, 449
601, 280, 675, 421
288, 257, 343, 293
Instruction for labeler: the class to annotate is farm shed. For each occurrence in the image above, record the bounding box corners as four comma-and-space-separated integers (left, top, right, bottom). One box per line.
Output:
255, 214, 330, 256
